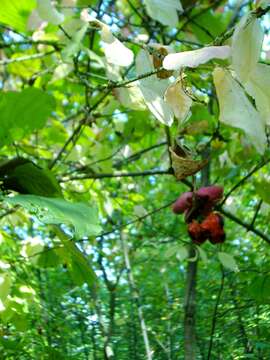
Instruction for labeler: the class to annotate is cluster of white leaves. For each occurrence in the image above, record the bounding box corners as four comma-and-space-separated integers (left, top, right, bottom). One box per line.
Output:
144, 0, 183, 27
232, 16, 270, 127
213, 15, 269, 154
213, 67, 266, 154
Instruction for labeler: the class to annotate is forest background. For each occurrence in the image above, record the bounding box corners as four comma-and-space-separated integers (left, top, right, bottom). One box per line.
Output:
0, 0, 270, 359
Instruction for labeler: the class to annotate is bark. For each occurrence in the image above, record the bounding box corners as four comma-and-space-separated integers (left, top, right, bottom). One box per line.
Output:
183, 147, 210, 359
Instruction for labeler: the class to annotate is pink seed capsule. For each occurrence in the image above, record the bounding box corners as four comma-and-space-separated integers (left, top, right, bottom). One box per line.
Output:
172, 192, 193, 214
196, 185, 223, 203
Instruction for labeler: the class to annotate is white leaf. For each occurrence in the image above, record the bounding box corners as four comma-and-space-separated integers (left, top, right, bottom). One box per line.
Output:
144, 0, 183, 27
164, 78, 192, 122
115, 85, 146, 111
245, 63, 270, 125
213, 67, 266, 154
139, 84, 174, 125
81, 10, 133, 67
103, 34, 134, 67
163, 46, 230, 70
232, 16, 264, 83
136, 49, 174, 125
218, 252, 239, 272
37, 0, 65, 25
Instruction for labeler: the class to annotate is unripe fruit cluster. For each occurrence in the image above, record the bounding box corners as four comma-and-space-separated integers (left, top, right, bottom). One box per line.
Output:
172, 185, 225, 245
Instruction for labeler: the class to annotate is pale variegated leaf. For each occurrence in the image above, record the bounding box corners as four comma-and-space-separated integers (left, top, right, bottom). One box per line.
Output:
164, 78, 192, 122
37, 0, 65, 25
245, 63, 270, 125
218, 252, 239, 272
232, 15, 264, 83
163, 46, 230, 70
213, 67, 266, 154
62, 23, 88, 62
144, 0, 183, 27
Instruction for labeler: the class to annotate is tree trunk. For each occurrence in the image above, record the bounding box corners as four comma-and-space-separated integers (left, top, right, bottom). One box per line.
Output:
183, 147, 210, 359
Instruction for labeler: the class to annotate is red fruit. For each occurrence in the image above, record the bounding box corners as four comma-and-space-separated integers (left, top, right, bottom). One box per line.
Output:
201, 212, 225, 244
196, 185, 223, 204
172, 191, 193, 214
188, 220, 207, 245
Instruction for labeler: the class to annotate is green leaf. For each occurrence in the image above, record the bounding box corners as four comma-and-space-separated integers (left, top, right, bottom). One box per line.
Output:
61, 23, 88, 62
254, 180, 270, 204
196, 246, 208, 263
0, 159, 62, 197
218, 252, 239, 272
0, 88, 55, 148
0, 0, 36, 32
0, 273, 12, 304
5, 195, 102, 239
54, 226, 98, 293
248, 274, 270, 303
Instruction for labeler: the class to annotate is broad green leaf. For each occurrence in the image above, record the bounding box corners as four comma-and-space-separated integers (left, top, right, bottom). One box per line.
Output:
37, 0, 65, 25
0, 160, 62, 197
245, 64, 270, 125
0, 273, 12, 304
54, 227, 98, 293
163, 46, 230, 70
164, 78, 192, 122
136, 49, 174, 126
0, 0, 36, 32
5, 195, 102, 239
37, 247, 62, 268
218, 252, 239, 272
232, 15, 264, 83
0, 88, 55, 148
248, 274, 270, 303
144, 0, 183, 27
213, 67, 266, 154
254, 179, 270, 204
